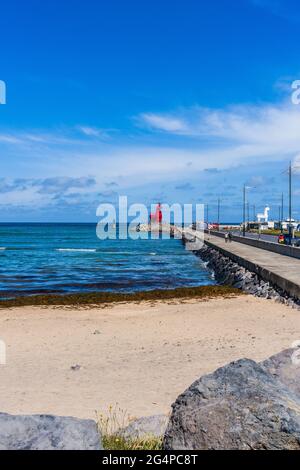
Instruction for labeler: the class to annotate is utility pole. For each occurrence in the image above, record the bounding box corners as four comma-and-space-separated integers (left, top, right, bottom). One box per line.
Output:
206, 204, 209, 227
243, 184, 246, 237
281, 192, 284, 231
217, 197, 220, 227
278, 206, 281, 226
253, 204, 256, 222
289, 162, 292, 242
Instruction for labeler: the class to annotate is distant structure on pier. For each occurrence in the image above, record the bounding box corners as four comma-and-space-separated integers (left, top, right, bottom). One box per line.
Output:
150, 203, 163, 223
245, 205, 273, 231
246, 204, 300, 232
256, 206, 270, 223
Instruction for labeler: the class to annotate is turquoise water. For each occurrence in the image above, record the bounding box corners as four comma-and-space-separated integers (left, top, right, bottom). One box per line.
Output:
0, 223, 215, 298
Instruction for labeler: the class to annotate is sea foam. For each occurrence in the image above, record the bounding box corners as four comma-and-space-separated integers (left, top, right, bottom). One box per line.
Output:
56, 248, 97, 253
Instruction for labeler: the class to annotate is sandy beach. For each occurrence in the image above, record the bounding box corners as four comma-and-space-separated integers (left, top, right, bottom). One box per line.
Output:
0, 295, 299, 420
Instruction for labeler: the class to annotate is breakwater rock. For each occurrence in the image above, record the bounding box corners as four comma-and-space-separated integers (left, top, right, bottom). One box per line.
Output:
196, 243, 300, 308
136, 223, 179, 237
164, 348, 300, 450
119, 415, 168, 440
0, 413, 101, 450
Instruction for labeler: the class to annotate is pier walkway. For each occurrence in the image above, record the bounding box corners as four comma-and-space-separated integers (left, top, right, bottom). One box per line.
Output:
204, 233, 300, 300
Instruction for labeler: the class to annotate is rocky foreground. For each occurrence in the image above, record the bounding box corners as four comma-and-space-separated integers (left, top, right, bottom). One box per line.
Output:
0, 348, 299, 450
0, 414, 101, 450
164, 348, 300, 450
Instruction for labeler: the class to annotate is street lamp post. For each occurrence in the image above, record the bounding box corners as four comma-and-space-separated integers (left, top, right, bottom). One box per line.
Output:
206, 204, 209, 227
281, 192, 284, 233
288, 162, 292, 243
243, 184, 246, 237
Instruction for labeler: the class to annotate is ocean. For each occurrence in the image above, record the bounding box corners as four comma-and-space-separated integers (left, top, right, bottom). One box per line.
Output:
0, 223, 215, 298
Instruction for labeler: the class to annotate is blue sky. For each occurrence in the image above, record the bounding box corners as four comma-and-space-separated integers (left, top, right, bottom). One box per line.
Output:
1, 0, 300, 222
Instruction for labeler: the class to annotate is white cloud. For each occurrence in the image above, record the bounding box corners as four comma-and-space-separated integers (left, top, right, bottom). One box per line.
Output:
293, 153, 300, 173
0, 130, 76, 147
0, 134, 22, 144
77, 125, 110, 139
1, 98, 300, 210
139, 113, 188, 133
138, 101, 300, 156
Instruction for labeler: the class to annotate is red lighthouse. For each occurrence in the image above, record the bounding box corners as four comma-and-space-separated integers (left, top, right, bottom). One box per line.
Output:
150, 203, 163, 223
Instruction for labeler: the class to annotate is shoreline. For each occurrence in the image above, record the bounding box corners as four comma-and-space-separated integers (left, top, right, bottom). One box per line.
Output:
0, 295, 299, 419
0, 285, 241, 308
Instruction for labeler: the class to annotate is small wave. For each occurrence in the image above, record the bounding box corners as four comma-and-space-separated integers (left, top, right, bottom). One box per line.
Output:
100, 251, 135, 255
149, 252, 156, 255
0, 247, 6, 251
56, 248, 97, 253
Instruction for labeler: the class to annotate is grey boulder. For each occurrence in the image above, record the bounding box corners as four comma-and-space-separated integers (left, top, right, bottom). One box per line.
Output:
119, 415, 168, 440
0, 413, 102, 450
164, 350, 300, 450
262, 348, 300, 397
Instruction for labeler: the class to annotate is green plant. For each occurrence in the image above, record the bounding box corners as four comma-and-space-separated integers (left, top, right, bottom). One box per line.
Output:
96, 405, 163, 450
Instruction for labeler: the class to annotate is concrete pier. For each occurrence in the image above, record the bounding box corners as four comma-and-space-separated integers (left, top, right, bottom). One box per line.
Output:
204, 234, 300, 300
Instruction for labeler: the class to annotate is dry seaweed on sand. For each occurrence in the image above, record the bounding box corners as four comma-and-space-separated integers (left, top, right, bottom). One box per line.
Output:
0, 285, 242, 309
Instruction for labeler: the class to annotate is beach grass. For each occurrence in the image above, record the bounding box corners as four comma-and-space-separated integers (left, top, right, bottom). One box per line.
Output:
0, 285, 243, 309
101, 434, 163, 450
96, 406, 163, 451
